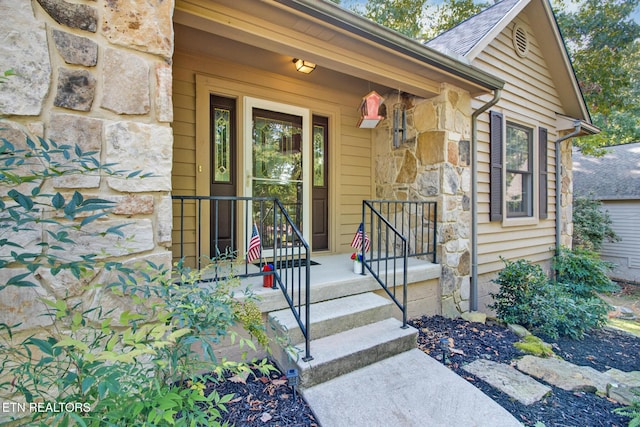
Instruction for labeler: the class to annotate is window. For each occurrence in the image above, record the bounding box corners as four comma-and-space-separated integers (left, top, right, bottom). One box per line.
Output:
489, 111, 548, 223
506, 123, 533, 217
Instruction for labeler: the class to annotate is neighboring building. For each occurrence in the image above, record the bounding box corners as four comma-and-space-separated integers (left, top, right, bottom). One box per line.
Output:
573, 143, 640, 284
0, 0, 596, 337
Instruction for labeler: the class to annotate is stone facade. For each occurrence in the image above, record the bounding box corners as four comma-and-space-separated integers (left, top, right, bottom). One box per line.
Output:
560, 139, 574, 247
374, 84, 473, 316
0, 0, 174, 334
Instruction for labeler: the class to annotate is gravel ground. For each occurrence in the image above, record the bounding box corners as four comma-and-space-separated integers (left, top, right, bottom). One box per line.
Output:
205, 316, 638, 426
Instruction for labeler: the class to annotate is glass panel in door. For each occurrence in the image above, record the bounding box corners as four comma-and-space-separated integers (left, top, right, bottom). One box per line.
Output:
252, 108, 303, 248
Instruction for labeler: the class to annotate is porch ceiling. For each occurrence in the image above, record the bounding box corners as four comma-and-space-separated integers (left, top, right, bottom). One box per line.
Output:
175, 0, 503, 99
174, 24, 393, 98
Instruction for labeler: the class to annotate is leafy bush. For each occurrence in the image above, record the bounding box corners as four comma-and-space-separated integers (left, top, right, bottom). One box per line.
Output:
0, 133, 272, 425
572, 196, 620, 251
490, 253, 611, 339
554, 246, 618, 297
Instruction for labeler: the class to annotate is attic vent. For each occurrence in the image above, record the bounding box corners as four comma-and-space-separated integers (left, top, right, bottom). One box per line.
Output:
512, 24, 530, 58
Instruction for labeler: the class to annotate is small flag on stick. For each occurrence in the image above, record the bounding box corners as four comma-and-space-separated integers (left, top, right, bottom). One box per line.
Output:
350, 223, 370, 253
247, 223, 262, 263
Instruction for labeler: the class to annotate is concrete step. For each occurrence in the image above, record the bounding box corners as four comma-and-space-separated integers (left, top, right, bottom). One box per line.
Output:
268, 292, 396, 345
289, 317, 417, 388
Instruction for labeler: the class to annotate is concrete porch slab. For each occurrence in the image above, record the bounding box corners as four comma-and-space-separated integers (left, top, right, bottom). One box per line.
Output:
241, 254, 441, 312
303, 348, 521, 427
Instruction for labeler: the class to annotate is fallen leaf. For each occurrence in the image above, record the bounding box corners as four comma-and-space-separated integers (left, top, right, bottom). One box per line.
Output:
450, 347, 465, 356
272, 379, 287, 386
280, 393, 290, 399
229, 397, 243, 404
258, 376, 270, 384
260, 412, 273, 422
228, 375, 246, 384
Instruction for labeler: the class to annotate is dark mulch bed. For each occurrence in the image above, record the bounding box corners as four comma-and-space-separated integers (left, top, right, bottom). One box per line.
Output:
409, 315, 636, 427
205, 316, 639, 426
203, 364, 318, 427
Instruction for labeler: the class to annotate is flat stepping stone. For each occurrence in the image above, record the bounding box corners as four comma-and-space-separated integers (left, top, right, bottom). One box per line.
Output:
463, 359, 551, 405
516, 355, 611, 393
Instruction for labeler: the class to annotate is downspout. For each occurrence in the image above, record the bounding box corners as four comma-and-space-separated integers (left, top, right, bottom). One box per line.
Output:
470, 89, 501, 312
554, 121, 582, 272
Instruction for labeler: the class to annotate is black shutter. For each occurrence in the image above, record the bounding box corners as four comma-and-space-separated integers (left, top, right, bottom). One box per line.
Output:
489, 111, 503, 222
539, 127, 548, 219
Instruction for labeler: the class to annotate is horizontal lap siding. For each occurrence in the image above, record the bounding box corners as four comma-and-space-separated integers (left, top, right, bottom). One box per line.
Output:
172, 50, 372, 261
601, 201, 640, 269
474, 17, 563, 275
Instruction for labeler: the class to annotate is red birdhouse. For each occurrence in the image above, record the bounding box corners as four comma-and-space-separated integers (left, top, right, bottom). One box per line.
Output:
357, 91, 385, 128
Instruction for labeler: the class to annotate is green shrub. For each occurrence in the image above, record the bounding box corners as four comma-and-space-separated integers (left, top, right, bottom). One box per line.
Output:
554, 246, 618, 297
572, 196, 620, 251
490, 254, 611, 339
0, 134, 273, 426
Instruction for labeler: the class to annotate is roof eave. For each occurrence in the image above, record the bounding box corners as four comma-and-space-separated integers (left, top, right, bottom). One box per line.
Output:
275, 0, 505, 92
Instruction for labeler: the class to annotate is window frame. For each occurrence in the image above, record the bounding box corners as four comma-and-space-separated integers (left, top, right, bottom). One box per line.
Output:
489, 111, 548, 227
505, 121, 534, 218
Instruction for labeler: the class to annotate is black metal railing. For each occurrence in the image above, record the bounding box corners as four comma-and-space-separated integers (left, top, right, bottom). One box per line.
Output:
172, 195, 312, 361
360, 200, 438, 327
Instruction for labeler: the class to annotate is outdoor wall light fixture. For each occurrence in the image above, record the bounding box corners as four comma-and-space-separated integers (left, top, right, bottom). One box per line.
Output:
293, 58, 316, 74
286, 368, 299, 399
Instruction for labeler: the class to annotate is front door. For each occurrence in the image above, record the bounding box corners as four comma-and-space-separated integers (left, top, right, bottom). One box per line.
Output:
244, 98, 311, 252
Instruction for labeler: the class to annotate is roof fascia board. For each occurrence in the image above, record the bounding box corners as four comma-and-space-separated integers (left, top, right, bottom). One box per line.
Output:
274, 0, 504, 91
466, 0, 531, 60
540, 0, 592, 122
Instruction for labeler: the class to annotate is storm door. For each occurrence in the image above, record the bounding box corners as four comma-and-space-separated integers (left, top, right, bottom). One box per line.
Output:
244, 98, 311, 254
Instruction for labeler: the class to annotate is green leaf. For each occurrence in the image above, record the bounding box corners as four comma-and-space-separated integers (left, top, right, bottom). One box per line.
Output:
81, 376, 95, 394
52, 192, 65, 209
8, 189, 34, 210
80, 212, 108, 227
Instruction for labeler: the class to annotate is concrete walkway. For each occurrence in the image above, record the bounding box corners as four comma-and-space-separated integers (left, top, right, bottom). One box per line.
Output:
303, 349, 522, 427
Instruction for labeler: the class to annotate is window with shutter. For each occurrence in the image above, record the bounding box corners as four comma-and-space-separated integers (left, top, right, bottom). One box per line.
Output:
539, 127, 548, 219
489, 111, 503, 222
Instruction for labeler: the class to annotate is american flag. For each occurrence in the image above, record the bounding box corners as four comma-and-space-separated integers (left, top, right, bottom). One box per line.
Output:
247, 223, 261, 263
350, 223, 370, 253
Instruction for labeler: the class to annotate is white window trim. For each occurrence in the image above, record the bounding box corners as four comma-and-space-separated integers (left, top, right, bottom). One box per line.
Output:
502, 118, 539, 227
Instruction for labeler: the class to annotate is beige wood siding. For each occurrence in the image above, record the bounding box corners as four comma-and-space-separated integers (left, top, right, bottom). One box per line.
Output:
171, 50, 374, 263
473, 16, 565, 275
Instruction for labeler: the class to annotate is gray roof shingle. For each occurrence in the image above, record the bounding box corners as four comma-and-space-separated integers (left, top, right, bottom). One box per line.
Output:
573, 143, 640, 200
425, 0, 523, 57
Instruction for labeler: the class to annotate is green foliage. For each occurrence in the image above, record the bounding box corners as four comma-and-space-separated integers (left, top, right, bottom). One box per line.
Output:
361, 0, 429, 38
614, 389, 640, 427
555, 0, 640, 149
0, 134, 273, 425
490, 254, 611, 339
0, 136, 153, 282
572, 196, 620, 251
554, 246, 618, 296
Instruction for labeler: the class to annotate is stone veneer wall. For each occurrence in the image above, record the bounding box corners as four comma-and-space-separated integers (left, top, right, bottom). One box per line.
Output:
374, 84, 472, 317
0, 1, 174, 333
559, 139, 574, 247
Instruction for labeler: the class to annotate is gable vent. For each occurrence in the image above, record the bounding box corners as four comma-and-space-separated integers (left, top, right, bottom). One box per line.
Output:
513, 24, 529, 58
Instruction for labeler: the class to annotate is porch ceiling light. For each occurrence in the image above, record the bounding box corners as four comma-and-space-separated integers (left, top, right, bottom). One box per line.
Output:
293, 58, 316, 74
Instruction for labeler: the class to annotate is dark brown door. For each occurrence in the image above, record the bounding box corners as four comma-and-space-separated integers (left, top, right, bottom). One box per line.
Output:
312, 116, 329, 251
210, 95, 237, 257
